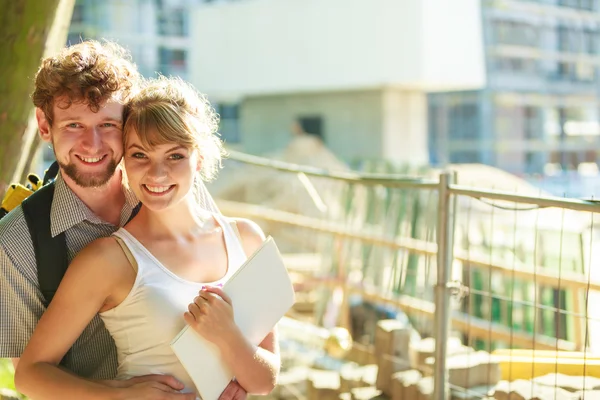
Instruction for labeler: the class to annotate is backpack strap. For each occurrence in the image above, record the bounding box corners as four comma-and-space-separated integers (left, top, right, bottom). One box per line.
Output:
21, 182, 68, 308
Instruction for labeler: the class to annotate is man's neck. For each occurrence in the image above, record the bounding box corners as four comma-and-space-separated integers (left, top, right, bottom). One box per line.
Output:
61, 169, 126, 226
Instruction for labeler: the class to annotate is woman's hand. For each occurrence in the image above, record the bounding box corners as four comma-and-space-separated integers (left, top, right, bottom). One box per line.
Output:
184, 286, 239, 346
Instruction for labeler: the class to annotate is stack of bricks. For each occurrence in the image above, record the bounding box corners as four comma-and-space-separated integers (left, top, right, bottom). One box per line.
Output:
307, 370, 341, 400
491, 373, 600, 400
373, 320, 418, 397
307, 363, 382, 400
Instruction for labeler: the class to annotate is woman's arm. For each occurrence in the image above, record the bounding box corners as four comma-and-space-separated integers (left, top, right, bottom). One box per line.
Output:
185, 218, 281, 395
14, 237, 122, 399
14, 237, 194, 400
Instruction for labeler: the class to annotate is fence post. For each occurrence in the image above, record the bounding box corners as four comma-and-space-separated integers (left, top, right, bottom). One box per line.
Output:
433, 171, 456, 400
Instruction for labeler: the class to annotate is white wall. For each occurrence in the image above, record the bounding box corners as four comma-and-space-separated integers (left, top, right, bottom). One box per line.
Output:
190, 0, 486, 98
382, 90, 429, 165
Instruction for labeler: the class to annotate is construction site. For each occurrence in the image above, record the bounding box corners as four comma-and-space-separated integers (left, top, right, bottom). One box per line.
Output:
210, 133, 600, 400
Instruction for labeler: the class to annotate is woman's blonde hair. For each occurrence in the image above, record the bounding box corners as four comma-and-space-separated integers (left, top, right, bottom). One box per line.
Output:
122, 76, 226, 182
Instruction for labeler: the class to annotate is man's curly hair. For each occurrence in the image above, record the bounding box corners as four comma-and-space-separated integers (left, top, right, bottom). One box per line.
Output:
32, 40, 141, 126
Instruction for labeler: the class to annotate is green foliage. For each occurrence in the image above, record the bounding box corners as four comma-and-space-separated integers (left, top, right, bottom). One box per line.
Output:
0, 358, 15, 390
0, 358, 26, 399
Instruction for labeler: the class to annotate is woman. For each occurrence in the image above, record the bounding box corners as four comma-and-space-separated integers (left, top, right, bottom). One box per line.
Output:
14, 77, 280, 399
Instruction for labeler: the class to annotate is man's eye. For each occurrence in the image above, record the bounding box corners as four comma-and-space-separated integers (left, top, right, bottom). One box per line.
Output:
67, 123, 80, 128
101, 123, 117, 128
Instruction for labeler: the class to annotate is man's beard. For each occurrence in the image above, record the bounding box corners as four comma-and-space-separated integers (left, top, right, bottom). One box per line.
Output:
59, 157, 119, 188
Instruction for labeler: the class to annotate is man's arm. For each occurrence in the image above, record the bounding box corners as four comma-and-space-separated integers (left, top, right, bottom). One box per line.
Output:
11, 359, 18, 368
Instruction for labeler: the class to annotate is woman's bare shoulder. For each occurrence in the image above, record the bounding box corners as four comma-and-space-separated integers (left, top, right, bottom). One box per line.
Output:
229, 217, 266, 255
70, 235, 133, 276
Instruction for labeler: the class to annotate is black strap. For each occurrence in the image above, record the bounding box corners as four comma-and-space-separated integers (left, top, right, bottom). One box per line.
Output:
22, 182, 68, 308
21, 160, 138, 308
43, 161, 60, 185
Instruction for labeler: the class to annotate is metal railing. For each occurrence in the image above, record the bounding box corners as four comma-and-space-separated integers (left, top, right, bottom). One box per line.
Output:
216, 150, 600, 400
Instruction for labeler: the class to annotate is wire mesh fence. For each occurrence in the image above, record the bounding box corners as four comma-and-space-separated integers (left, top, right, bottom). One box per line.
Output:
212, 151, 600, 400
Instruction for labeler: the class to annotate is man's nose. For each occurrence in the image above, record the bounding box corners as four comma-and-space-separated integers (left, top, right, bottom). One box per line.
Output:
80, 127, 103, 152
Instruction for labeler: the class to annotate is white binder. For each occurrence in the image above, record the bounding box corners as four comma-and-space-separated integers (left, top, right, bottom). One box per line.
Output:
170, 236, 295, 400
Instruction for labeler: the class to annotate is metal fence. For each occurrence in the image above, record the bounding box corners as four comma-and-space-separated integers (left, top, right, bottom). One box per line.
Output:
213, 150, 600, 400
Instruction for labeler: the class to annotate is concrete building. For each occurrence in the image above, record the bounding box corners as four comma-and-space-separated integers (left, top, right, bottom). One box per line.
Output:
187, 0, 486, 165
429, 0, 600, 174
65, 0, 600, 176
68, 0, 204, 81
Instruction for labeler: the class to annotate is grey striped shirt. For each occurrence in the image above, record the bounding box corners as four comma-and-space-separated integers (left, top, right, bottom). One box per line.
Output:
0, 172, 139, 379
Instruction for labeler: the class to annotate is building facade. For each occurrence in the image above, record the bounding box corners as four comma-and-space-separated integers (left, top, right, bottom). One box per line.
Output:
187, 0, 486, 165
429, 0, 600, 174
68, 0, 200, 80
64, 0, 600, 176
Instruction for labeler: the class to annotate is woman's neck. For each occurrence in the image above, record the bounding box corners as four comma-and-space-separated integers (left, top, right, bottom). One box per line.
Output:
135, 197, 216, 241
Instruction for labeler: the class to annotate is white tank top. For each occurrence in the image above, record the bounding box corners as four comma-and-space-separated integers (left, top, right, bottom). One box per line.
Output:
99, 214, 247, 396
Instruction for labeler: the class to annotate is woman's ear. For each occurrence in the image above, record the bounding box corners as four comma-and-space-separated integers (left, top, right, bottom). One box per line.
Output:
36, 108, 52, 143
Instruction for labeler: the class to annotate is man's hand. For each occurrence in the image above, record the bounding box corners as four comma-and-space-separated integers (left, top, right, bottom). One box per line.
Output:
100, 374, 196, 399
219, 380, 247, 400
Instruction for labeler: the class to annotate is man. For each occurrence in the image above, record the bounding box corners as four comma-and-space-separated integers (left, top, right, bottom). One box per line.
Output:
0, 40, 246, 400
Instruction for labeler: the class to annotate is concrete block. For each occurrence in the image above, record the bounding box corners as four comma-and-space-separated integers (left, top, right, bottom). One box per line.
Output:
445, 351, 501, 389
308, 370, 341, 400
391, 370, 422, 400
492, 379, 577, 400
374, 319, 420, 361
533, 373, 600, 392
574, 390, 600, 399
409, 337, 466, 371
451, 385, 495, 399
350, 387, 384, 400
375, 354, 411, 396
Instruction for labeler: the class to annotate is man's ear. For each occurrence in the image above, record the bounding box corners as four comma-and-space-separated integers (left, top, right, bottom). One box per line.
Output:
36, 108, 52, 143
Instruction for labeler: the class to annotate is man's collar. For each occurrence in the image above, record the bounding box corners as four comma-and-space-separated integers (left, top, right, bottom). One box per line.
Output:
50, 171, 139, 237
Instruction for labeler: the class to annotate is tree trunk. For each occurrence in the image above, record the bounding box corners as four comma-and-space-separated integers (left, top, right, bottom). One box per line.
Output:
0, 0, 75, 193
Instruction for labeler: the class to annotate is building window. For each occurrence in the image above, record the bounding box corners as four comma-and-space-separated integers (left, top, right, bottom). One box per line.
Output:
158, 48, 187, 79
157, 8, 188, 37
494, 57, 539, 75
559, 0, 595, 10
493, 20, 539, 47
71, 2, 85, 24
217, 104, 240, 144
583, 29, 598, 54
449, 151, 481, 164
524, 107, 540, 139
297, 116, 324, 139
66, 31, 91, 46
558, 26, 583, 53
448, 104, 479, 140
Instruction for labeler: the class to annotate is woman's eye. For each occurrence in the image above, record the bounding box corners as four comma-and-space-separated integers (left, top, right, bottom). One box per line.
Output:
169, 154, 185, 160
131, 152, 146, 159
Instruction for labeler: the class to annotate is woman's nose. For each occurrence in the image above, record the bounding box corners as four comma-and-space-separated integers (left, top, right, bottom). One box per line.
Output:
147, 161, 168, 180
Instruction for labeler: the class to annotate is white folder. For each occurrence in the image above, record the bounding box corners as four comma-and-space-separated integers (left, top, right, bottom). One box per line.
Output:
170, 236, 295, 400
